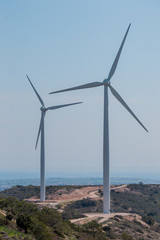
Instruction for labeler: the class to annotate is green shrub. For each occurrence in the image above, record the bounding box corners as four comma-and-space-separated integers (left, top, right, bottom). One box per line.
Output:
121, 232, 133, 240
103, 225, 117, 239
82, 220, 107, 239
0, 213, 9, 225
30, 218, 55, 240
142, 215, 155, 226
16, 214, 32, 233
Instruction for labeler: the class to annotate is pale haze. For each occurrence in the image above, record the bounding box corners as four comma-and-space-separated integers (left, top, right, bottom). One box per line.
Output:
0, 1, 159, 180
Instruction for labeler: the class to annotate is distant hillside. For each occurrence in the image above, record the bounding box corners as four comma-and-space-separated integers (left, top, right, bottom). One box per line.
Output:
0, 185, 86, 201
111, 184, 160, 222
1, 184, 160, 223
1, 184, 160, 239
62, 184, 160, 223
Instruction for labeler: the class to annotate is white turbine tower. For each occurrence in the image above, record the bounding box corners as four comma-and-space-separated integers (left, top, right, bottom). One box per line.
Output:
27, 75, 82, 201
49, 24, 148, 213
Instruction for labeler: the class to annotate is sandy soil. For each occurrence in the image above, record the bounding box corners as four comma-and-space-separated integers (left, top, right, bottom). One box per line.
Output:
47, 186, 100, 202
111, 184, 129, 192
71, 212, 148, 227
27, 184, 130, 207
28, 186, 100, 203
0, 210, 6, 216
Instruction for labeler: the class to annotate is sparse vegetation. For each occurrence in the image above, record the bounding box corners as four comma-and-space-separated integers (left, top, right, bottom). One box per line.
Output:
62, 198, 102, 220
111, 184, 160, 222
121, 232, 133, 240
0, 197, 108, 240
1, 184, 160, 239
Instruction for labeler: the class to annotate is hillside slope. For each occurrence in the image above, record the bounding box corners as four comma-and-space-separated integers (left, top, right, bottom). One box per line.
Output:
1, 184, 160, 239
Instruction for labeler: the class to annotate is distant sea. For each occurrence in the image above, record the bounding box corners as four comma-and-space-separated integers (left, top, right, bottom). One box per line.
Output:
0, 177, 160, 191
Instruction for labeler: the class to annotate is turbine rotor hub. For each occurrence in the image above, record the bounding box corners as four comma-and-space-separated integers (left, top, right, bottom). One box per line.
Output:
103, 79, 110, 86
40, 106, 46, 111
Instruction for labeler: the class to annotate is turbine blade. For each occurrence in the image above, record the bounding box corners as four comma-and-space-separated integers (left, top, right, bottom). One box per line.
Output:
109, 85, 148, 132
46, 102, 83, 110
35, 112, 46, 149
26, 75, 45, 107
35, 116, 42, 150
108, 23, 131, 80
49, 82, 104, 94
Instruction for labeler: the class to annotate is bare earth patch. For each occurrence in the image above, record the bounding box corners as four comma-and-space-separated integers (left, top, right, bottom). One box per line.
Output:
27, 186, 101, 206
47, 186, 100, 201
70, 212, 148, 226
111, 184, 129, 192
27, 184, 132, 208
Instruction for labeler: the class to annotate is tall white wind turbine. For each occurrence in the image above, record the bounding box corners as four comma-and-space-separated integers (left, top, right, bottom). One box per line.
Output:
27, 75, 82, 201
49, 24, 148, 213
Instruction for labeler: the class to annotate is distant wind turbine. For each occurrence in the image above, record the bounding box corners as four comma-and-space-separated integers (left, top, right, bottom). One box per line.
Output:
27, 75, 82, 201
49, 24, 148, 213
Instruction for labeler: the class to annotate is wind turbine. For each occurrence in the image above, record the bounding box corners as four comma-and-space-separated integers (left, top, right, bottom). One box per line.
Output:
27, 75, 82, 201
49, 23, 148, 214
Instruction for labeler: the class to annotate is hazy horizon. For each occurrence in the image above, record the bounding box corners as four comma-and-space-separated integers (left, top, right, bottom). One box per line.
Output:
0, 171, 160, 181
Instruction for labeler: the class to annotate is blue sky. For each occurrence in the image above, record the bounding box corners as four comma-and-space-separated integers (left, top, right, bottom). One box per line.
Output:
0, 0, 160, 179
